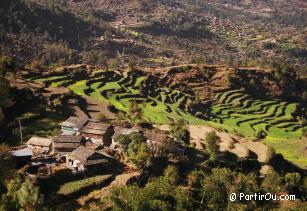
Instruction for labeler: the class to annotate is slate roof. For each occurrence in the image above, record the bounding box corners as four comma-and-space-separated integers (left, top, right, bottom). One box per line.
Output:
69, 146, 113, 165
11, 147, 33, 157
111, 128, 139, 140
53, 135, 83, 143
61, 116, 88, 129
27, 137, 52, 147
82, 122, 111, 135
143, 131, 169, 143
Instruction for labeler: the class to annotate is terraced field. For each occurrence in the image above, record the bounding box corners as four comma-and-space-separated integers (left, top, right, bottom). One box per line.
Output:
31, 70, 307, 166
32, 70, 206, 124
211, 89, 304, 140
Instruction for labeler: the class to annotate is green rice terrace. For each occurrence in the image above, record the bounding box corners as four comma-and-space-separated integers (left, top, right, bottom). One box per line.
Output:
30, 68, 307, 166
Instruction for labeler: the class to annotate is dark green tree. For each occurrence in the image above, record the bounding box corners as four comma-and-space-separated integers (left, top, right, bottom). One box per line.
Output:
261, 170, 284, 194
203, 131, 220, 161
170, 118, 190, 146
116, 132, 151, 168
102, 176, 191, 210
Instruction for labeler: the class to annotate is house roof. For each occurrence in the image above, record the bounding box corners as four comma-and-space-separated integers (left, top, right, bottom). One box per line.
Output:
83, 122, 111, 131
111, 128, 139, 139
27, 137, 52, 147
52, 135, 82, 143
11, 147, 33, 157
54, 142, 81, 150
60, 116, 88, 129
69, 146, 113, 164
144, 131, 169, 144
82, 122, 111, 135
61, 130, 77, 136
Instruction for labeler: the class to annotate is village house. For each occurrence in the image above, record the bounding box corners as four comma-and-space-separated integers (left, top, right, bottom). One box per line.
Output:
81, 122, 114, 147
144, 131, 185, 156
110, 128, 139, 151
11, 147, 33, 166
26, 137, 52, 156
66, 146, 113, 172
60, 116, 88, 135
52, 135, 84, 155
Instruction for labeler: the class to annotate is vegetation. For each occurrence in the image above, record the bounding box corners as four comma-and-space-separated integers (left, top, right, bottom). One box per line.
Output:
203, 132, 220, 161
116, 132, 152, 168
1, 0, 306, 210
170, 119, 190, 146
0, 176, 44, 211
57, 175, 112, 196
100, 175, 191, 210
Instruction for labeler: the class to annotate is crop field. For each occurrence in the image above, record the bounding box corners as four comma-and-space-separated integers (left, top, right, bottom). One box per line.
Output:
32, 70, 307, 166
211, 89, 304, 140
33, 70, 207, 124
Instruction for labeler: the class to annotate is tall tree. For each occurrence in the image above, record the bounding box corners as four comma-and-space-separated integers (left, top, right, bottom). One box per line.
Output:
170, 118, 190, 146
203, 131, 220, 161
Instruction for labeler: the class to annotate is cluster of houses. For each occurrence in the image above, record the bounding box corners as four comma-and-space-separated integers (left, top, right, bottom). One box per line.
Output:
12, 116, 182, 173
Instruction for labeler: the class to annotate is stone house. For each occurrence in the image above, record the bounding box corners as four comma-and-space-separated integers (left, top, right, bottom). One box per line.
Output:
66, 146, 113, 172
26, 137, 52, 156
52, 135, 84, 155
60, 116, 88, 135
81, 122, 114, 147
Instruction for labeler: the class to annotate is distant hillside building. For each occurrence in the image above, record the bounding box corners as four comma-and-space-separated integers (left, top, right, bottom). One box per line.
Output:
66, 146, 113, 172
60, 116, 88, 135
81, 122, 114, 147
52, 135, 84, 155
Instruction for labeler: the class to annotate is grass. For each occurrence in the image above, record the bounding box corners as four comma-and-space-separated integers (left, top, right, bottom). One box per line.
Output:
32, 72, 306, 166
67, 80, 87, 95
57, 175, 112, 196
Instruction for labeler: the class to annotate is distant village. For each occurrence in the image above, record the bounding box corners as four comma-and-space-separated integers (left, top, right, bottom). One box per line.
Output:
11, 115, 183, 176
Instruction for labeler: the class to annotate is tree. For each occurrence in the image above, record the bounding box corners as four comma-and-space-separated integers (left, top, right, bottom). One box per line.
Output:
101, 176, 191, 210
0, 55, 16, 76
0, 144, 15, 186
203, 131, 220, 161
197, 168, 232, 210
17, 178, 44, 211
170, 118, 190, 146
0, 56, 12, 123
163, 165, 180, 184
116, 132, 151, 168
285, 173, 301, 191
1, 176, 44, 211
128, 100, 144, 125
261, 170, 283, 194
232, 173, 259, 207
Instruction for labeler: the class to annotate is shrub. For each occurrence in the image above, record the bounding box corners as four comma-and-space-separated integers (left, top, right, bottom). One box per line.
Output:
261, 171, 283, 194
203, 131, 220, 161
96, 113, 106, 121
285, 173, 301, 190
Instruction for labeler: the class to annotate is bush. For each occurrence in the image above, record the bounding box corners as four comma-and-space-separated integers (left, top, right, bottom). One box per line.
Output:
96, 113, 106, 121
285, 173, 301, 190
203, 131, 220, 161
261, 171, 283, 194
40, 42, 74, 65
